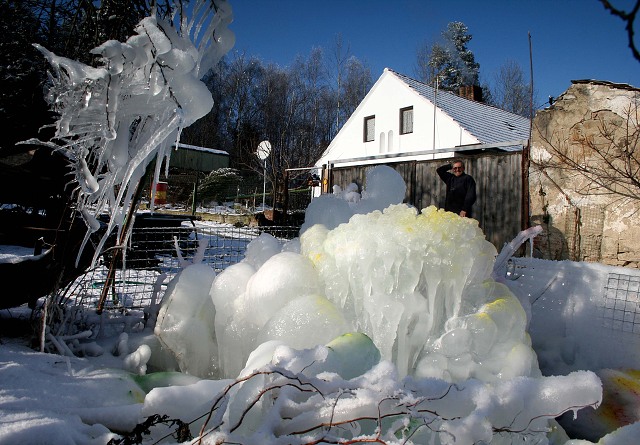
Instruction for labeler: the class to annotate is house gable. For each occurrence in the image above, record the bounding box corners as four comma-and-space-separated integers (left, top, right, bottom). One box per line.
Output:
393, 71, 530, 146
316, 69, 529, 168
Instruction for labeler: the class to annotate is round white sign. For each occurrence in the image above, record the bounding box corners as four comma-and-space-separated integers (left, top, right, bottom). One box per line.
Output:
257, 140, 271, 160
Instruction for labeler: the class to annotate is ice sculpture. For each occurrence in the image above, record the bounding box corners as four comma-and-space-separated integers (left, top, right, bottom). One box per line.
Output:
149, 165, 603, 443
155, 263, 218, 378
302, 204, 538, 380
28, 1, 234, 265
157, 166, 531, 382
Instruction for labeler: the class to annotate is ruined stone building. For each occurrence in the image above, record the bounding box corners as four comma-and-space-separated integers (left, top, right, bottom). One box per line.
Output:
530, 80, 640, 267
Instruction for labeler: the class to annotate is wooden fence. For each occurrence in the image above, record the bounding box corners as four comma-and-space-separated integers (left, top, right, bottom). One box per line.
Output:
328, 151, 523, 250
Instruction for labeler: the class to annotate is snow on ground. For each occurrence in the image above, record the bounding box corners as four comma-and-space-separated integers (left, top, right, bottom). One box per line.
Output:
1, 166, 640, 444
10, 1, 639, 442
0, 245, 34, 262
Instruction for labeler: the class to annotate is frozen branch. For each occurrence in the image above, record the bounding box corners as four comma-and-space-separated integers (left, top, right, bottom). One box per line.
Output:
173, 365, 602, 445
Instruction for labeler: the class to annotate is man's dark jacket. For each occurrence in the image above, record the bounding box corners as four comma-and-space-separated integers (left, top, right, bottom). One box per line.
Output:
436, 164, 477, 217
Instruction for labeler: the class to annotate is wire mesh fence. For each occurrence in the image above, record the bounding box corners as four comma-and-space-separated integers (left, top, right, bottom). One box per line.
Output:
599, 272, 640, 334
64, 224, 300, 312
160, 170, 276, 211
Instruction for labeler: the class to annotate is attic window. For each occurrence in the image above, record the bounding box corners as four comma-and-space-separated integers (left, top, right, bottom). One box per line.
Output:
364, 115, 375, 142
400, 106, 413, 134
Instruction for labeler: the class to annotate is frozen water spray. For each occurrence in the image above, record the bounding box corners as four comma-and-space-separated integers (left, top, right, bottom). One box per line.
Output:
152, 166, 603, 444
27, 1, 234, 267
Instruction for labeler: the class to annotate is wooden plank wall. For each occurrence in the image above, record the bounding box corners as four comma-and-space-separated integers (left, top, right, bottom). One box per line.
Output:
329, 152, 522, 250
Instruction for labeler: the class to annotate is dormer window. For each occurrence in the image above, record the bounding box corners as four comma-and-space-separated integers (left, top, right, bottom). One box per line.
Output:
364, 115, 375, 142
400, 106, 413, 134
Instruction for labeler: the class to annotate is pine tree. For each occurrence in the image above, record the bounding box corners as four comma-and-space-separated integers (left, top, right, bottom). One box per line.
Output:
416, 21, 480, 93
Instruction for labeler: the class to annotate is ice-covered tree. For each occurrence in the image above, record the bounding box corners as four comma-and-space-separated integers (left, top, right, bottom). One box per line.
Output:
415, 21, 480, 93
27, 0, 235, 265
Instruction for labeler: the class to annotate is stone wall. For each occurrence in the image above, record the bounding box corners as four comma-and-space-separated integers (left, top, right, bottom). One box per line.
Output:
530, 80, 640, 268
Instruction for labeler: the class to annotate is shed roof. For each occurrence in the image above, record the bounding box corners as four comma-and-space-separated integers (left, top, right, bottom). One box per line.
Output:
389, 69, 531, 147
169, 143, 229, 172
174, 142, 229, 156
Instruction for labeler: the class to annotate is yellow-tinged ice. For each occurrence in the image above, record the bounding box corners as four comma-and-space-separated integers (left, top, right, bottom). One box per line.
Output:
301, 203, 534, 381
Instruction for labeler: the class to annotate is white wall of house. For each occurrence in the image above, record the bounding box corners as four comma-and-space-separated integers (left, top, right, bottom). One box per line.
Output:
315, 69, 480, 168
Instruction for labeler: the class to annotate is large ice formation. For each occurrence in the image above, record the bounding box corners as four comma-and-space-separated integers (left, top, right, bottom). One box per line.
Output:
155, 263, 218, 378
29, 1, 234, 264
150, 165, 603, 443
158, 166, 537, 382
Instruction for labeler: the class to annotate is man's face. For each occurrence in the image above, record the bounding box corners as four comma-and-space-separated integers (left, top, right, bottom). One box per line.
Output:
452, 163, 464, 177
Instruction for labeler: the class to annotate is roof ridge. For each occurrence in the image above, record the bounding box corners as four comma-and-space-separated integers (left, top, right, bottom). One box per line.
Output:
385, 69, 530, 145
389, 69, 531, 117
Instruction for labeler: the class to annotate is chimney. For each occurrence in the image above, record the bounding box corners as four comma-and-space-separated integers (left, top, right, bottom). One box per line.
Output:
458, 85, 483, 103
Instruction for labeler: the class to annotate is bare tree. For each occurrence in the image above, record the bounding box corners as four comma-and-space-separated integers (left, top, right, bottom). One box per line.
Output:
341, 56, 372, 118
327, 33, 351, 132
491, 59, 532, 118
217, 52, 263, 160
415, 38, 437, 84
178, 37, 372, 214
533, 101, 640, 204
182, 44, 366, 209
302, 47, 334, 146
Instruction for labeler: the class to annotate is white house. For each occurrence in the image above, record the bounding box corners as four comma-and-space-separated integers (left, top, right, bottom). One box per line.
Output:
315, 68, 530, 170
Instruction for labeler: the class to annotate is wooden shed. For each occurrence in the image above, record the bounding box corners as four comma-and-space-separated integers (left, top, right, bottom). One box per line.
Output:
169, 143, 229, 172
326, 148, 523, 250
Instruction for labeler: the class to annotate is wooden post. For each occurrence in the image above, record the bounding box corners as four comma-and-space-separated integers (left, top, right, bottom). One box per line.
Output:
96, 163, 153, 314
282, 169, 290, 225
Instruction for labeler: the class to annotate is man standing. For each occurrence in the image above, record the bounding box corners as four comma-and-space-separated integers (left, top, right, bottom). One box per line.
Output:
436, 160, 476, 218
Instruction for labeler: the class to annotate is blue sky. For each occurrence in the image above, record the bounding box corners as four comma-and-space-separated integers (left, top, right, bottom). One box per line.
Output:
226, 0, 639, 109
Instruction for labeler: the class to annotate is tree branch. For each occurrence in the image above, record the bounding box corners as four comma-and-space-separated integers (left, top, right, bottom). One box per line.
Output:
599, 0, 640, 63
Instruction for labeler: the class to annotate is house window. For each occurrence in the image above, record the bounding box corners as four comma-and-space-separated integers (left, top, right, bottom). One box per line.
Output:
364, 115, 375, 142
400, 106, 413, 134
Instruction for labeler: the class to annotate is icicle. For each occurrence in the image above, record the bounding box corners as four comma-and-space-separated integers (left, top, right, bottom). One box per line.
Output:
528, 233, 535, 257
32, 1, 234, 268
77, 157, 100, 195
492, 226, 543, 280
192, 235, 208, 265
80, 209, 101, 233
173, 236, 187, 268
